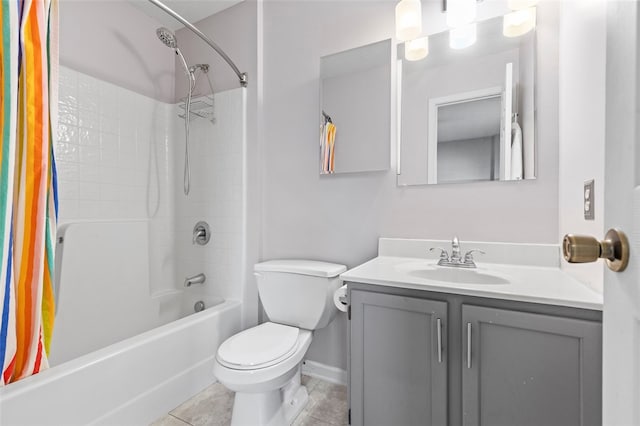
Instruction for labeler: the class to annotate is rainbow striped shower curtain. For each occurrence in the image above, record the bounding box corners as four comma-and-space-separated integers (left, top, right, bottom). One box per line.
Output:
0, 0, 58, 385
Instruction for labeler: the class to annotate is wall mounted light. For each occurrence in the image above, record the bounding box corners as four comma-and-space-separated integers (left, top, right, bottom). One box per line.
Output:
405, 37, 429, 61
446, 0, 477, 28
396, 0, 422, 41
449, 23, 477, 49
503, 7, 536, 37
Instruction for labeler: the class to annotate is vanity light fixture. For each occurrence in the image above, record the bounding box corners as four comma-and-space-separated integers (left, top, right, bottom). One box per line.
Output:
503, 7, 536, 37
446, 0, 477, 29
395, 0, 422, 41
405, 36, 429, 61
450, 23, 477, 49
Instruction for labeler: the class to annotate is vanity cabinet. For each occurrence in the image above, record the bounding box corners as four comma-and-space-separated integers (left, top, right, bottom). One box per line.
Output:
349, 290, 447, 426
462, 305, 602, 426
348, 285, 602, 426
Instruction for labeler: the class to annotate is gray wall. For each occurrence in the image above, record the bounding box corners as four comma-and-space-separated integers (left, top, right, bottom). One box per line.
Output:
558, 0, 606, 292
261, 1, 559, 370
59, 0, 174, 102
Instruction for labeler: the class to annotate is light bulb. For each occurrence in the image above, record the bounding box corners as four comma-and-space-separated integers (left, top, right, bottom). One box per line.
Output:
507, 0, 538, 10
405, 37, 429, 61
447, 0, 477, 28
449, 23, 477, 49
396, 0, 422, 42
503, 7, 536, 37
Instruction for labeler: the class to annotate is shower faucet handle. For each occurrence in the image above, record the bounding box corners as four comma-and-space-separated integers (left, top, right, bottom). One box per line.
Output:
193, 221, 210, 245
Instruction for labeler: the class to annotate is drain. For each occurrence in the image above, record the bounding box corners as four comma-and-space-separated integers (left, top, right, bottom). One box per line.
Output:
194, 300, 206, 312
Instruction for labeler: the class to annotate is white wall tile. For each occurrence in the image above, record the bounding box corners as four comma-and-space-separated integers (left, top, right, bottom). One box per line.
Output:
79, 110, 100, 130
79, 128, 100, 147
55, 142, 79, 163
56, 66, 245, 326
79, 145, 100, 165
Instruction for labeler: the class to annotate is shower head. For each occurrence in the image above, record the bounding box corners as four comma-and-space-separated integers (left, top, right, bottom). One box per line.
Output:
156, 27, 178, 49
156, 27, 194, 85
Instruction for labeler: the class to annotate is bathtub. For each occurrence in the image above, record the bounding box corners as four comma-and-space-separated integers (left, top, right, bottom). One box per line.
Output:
0, 300, 241, 425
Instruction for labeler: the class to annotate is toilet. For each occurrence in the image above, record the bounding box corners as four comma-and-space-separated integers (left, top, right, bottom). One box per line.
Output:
213, 259, 347, 426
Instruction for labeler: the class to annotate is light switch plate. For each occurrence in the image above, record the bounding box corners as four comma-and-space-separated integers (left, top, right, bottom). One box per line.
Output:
584, 179, 595, 220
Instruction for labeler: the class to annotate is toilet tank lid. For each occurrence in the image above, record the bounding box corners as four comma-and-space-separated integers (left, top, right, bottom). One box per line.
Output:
254, 260, 347, 278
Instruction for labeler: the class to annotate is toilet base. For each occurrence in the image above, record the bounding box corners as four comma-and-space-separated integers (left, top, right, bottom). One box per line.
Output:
230, 369, 309, 426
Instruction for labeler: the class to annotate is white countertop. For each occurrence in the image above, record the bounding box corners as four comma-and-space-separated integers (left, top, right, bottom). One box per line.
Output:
341, 255, 604, 311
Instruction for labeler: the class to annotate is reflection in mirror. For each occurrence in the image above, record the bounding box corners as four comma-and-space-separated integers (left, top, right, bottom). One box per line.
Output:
320, 39, 391, 175
397, 15, 535, 186
435, 94, 502, 183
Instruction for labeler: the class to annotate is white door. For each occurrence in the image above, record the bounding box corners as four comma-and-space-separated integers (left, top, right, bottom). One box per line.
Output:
603, 2, 640, 424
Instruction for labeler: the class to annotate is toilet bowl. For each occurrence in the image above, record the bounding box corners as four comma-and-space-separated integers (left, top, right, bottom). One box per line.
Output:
213, 259, 346, 426
213, 323, 313, 425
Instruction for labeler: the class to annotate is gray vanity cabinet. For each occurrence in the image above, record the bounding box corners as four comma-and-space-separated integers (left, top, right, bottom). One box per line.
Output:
348, 285, 602, 426
349, 290, 448, 426
461, 305, 602, 426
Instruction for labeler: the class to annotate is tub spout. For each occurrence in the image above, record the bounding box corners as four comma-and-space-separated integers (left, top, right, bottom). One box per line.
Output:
184, 273, 206, 287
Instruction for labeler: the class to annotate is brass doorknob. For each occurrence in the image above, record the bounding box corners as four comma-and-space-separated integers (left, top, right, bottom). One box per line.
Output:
562, 228, 629, 272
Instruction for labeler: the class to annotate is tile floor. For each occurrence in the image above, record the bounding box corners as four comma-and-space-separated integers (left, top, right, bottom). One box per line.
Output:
150, 375, 348, 426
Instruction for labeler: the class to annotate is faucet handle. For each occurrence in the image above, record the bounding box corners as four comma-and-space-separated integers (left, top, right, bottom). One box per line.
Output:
464, 249, 485, 262
430, 247, 450, 260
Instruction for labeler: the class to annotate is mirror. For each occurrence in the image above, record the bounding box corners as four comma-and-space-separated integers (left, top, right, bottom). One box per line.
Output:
397, 15, 535, 185
320, 39, 391, 174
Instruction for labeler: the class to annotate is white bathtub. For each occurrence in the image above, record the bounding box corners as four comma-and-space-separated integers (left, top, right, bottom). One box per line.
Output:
0, 300, 241, 426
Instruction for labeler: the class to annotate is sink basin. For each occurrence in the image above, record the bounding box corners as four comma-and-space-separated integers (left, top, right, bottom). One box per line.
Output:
395, 262, 510, 285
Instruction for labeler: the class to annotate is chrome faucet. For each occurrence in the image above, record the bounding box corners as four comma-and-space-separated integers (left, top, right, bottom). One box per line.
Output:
430, 236, 484, 268
184, 273, 206, 287
450, 236, 462, 263
192, 221, 210, 245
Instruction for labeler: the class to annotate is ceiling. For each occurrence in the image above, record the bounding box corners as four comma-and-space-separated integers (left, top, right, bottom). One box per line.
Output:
131, 0, 244, 31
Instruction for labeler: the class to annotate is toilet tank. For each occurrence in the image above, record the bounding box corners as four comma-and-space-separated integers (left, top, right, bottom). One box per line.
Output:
254, 260, 347, 330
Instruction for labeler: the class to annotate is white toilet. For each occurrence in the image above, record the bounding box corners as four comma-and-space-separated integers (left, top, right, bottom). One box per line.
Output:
213, 259, 347, 426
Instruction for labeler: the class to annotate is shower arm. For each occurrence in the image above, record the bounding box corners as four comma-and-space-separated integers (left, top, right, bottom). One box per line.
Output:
147, 0, 248, 88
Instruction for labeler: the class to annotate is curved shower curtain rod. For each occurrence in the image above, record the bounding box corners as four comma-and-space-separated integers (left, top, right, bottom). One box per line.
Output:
147, 0, 248, 87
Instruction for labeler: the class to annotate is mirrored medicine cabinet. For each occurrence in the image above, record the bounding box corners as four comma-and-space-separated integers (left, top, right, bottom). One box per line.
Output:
319, 39, 392, 175
397, 14, 537, 186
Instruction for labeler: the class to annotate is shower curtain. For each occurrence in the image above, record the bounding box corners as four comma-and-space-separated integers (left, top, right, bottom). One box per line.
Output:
0, 0, 58, 385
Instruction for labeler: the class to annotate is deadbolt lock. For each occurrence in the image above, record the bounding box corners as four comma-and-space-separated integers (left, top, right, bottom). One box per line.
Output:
563, 228, 629, 272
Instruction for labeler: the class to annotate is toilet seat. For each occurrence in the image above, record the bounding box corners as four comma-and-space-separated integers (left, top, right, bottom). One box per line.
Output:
216, 322, 300, 370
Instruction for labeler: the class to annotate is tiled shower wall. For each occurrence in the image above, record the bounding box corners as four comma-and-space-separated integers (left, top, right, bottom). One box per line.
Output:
171, 89, 246, 310
57, 66, 174, 222
55, 66, 245, 311
56, 66, 176, 296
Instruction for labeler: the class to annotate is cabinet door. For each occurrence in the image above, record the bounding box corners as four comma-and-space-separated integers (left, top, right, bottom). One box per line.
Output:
462, 305, 602, 426
350, 290, 447, 426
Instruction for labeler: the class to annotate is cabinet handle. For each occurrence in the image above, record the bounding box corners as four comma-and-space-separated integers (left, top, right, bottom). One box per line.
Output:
467, 322, 472, 369
436, 318, 442, 363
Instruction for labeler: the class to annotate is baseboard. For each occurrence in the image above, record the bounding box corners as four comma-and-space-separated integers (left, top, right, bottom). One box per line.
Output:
301, 360, 347, 386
